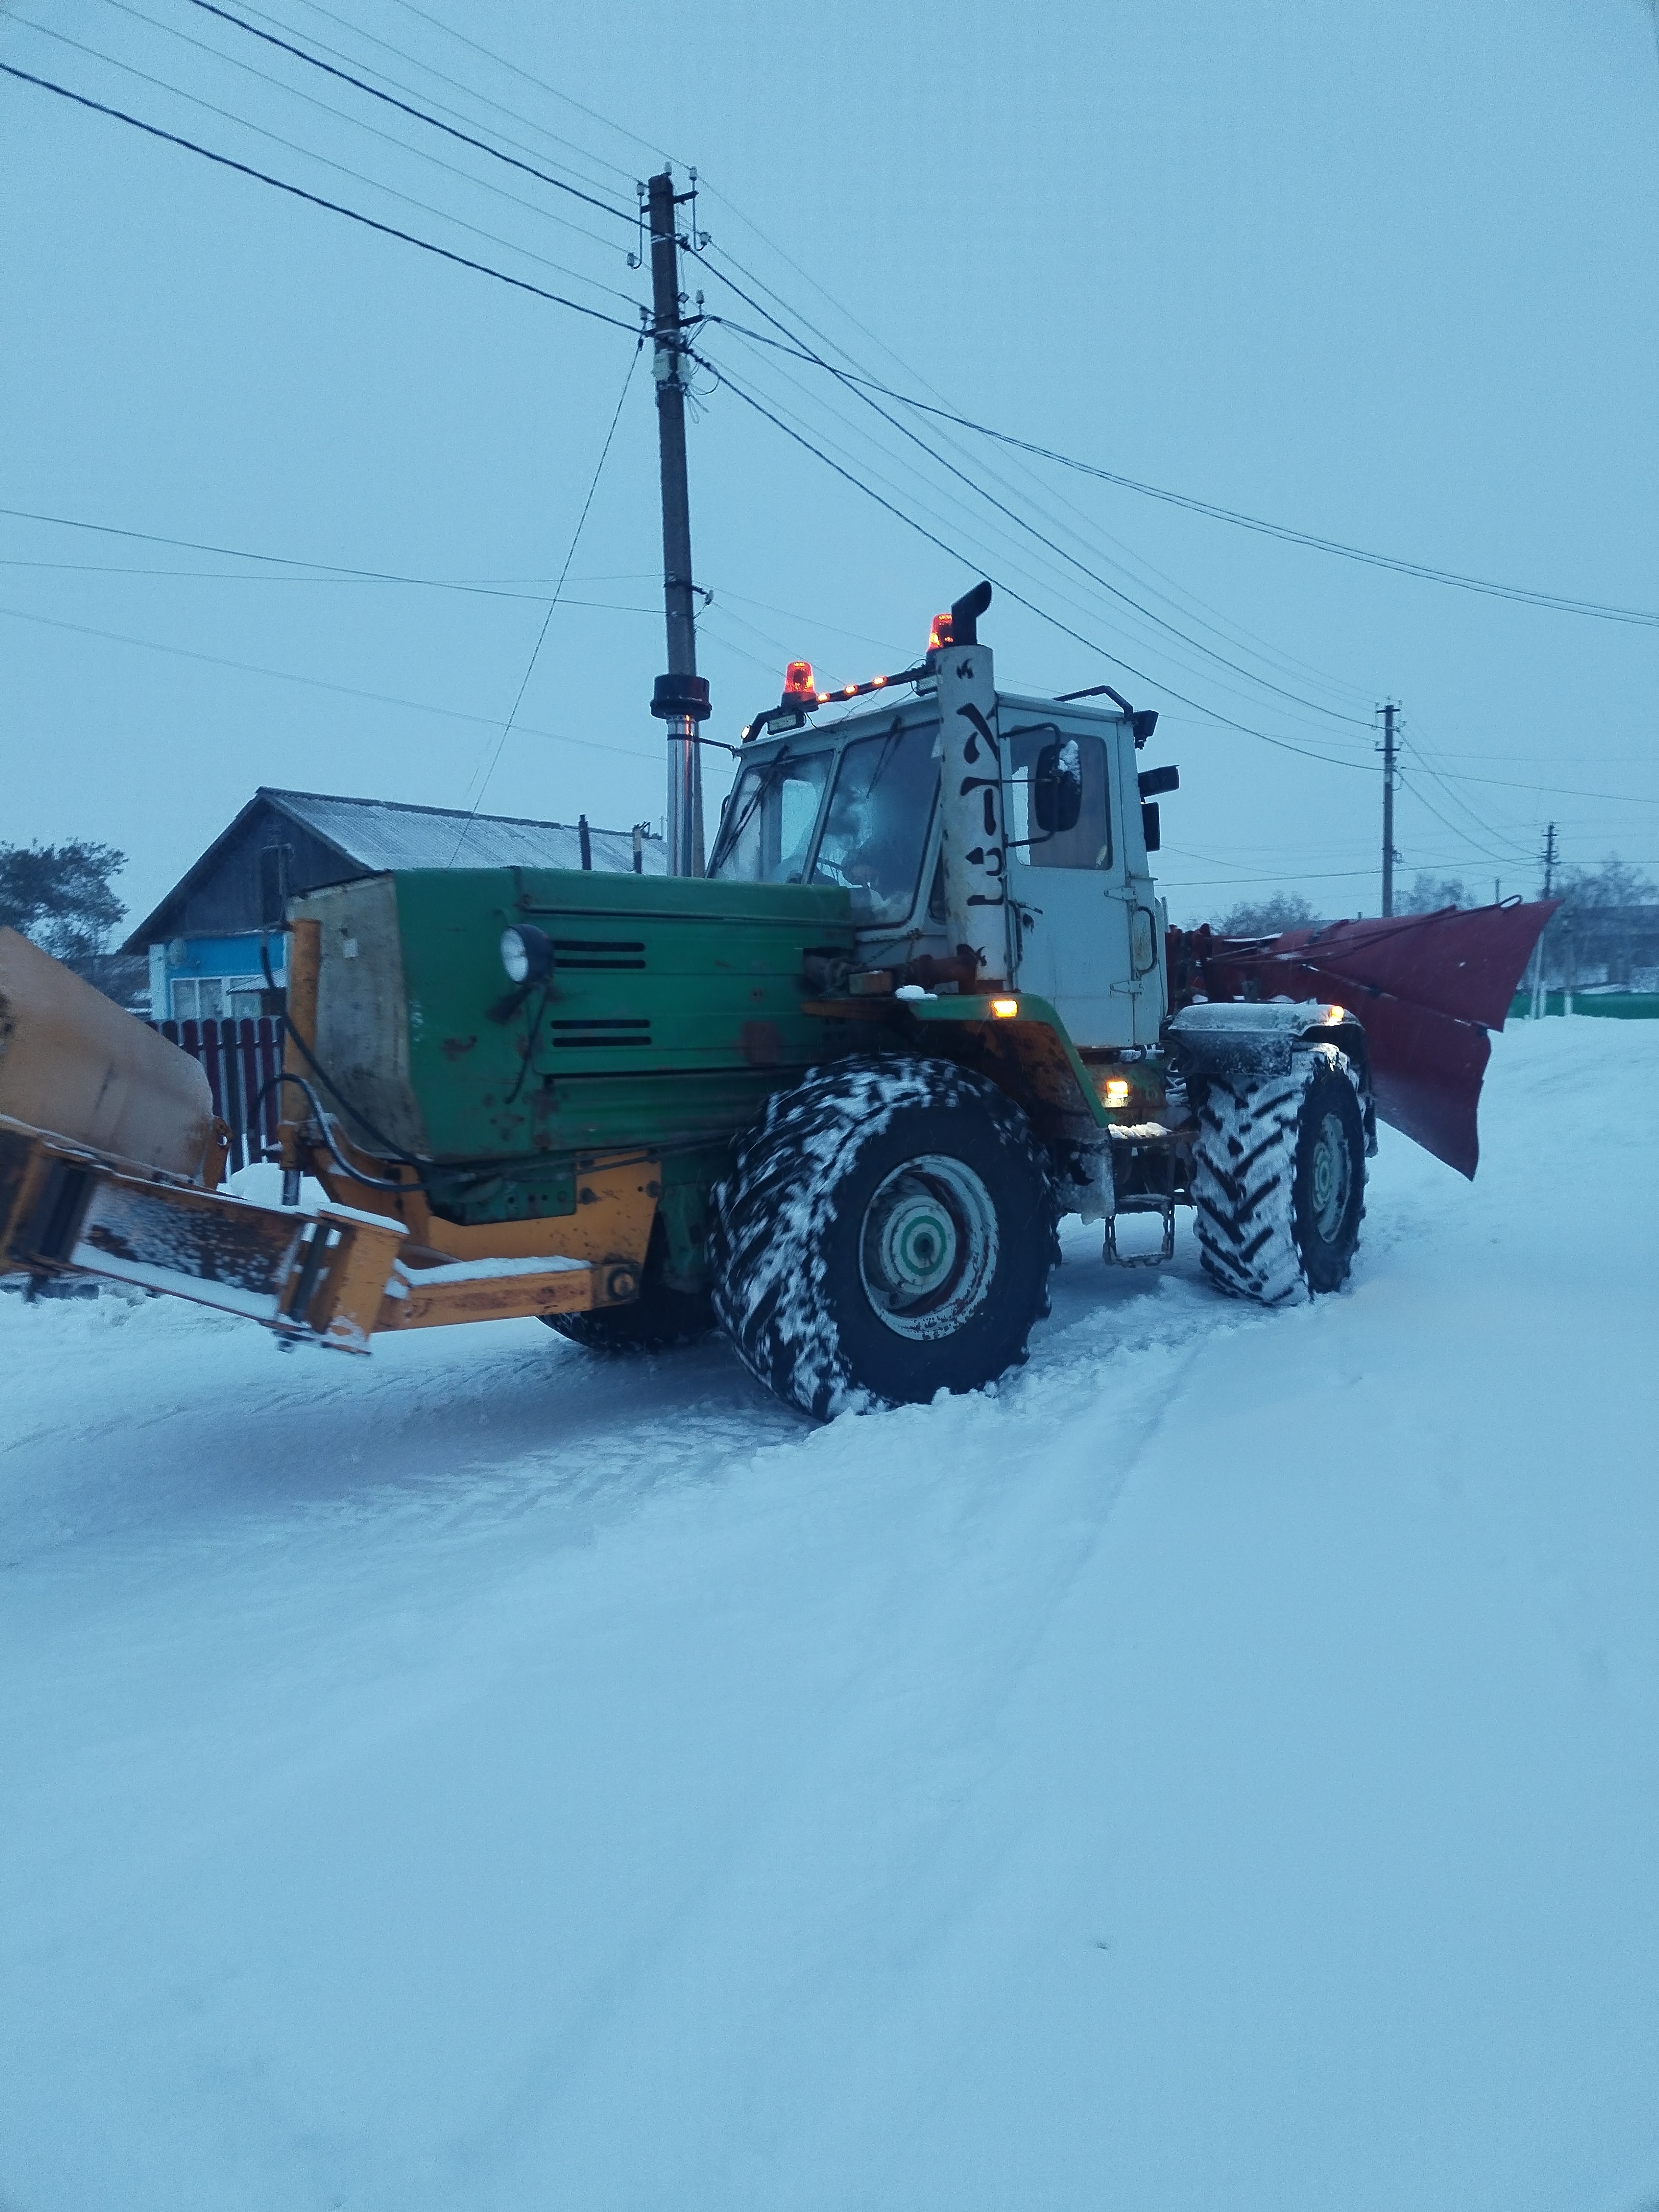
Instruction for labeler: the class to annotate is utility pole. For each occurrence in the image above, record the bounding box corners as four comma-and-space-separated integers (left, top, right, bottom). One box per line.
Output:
1529, 821, 1556, 1018
645, 167, 710, 876
1379, 701, 1399, 916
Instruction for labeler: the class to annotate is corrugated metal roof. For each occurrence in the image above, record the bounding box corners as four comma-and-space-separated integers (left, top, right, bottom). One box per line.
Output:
120, 789, 668, 949
267, 789, 666, 876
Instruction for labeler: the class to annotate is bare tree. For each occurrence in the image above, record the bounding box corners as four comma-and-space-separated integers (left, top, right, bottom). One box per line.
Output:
0, 840, 128, 962
1556, 854, 1658, 913
1210, 892, 1320, 938
1545, 853, 1659, 987
1398, 872, 1469, 914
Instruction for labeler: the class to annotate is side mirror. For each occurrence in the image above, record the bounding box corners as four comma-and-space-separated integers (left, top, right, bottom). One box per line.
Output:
1032, 739, 1083, 834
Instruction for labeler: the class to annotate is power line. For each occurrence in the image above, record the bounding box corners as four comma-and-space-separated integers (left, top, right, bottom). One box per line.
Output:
698, 352, 1376, 775
713, 319, 1659, 629
703, 202, 1360, 687
380, 0, 680, 169
185, 0, 636, 227
248, 14, 1357, 730
0, 508, 906, 655
700, 329, 1659, 803
699, 330, 1376, 746
0, 500, 621, 598
9, 14, 643, 309
235, 0, 1630, 672
86, 0, 640, 265
0, 60, 642, 335
274, 0, 640, 188
696, 609, 810, 683
13, 37, 1648, 815
698, 276, 1372, 729
1160, 856, 1497, 893
0, 601, 663, 762
1404, 765, 1659, 809
1396, 772, 1527, 871
697, 238, 1378, 719
454, 341, 641, 845
1400, 736, 1538, 862
0, 552, 657, 607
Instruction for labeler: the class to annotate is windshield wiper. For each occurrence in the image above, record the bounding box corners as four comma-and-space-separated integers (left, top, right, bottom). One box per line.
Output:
709, 745, 799, 876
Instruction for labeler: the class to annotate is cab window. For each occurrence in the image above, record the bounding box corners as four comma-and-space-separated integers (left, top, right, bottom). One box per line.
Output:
806, 721, 939, 923
1007, 723, 1112, 870
710, 750, 833, 884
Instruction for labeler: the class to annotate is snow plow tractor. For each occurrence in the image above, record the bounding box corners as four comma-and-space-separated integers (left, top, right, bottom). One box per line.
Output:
0, 584, 1555, 1419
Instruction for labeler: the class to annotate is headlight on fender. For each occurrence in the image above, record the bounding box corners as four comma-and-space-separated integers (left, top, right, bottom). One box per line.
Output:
500, 924, 553, 985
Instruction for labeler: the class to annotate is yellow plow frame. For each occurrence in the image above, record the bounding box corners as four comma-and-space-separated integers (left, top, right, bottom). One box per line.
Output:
0, 926, 644, 1352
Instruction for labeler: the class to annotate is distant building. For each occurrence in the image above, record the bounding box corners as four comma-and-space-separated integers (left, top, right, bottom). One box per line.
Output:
121, 787, 662, 1022
1540, 903, 1659, 992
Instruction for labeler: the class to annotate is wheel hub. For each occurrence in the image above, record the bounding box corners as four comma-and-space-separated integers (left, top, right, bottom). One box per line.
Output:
1309, 1109, 1352, 1239
858, 1154, 1000, 1340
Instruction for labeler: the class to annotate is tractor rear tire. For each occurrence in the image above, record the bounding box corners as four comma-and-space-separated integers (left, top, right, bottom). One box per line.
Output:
709, 1056, 1057, 1419
1192, 1046, 1366, 1304
543, 1218, 714, 1354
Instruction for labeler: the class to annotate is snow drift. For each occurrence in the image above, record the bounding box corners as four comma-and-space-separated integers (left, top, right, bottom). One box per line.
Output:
1, 1017, 1655, 2212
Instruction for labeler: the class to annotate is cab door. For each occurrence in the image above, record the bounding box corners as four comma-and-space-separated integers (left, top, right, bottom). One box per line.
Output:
1005, 714, 1161, 1047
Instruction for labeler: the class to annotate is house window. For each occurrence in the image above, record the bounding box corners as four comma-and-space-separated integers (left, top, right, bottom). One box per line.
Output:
171, 976, 225, 1022
226, 977, 265, 1021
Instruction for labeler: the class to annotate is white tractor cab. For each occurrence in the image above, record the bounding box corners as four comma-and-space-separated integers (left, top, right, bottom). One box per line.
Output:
709, 601, 1170, 1050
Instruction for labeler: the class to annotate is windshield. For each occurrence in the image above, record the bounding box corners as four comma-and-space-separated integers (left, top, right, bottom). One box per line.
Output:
806, 720, 939, 923
710, 750, 833, 884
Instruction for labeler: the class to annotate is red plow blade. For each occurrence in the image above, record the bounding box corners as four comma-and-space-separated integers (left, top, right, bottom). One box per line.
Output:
1174, 902, 1559, 1178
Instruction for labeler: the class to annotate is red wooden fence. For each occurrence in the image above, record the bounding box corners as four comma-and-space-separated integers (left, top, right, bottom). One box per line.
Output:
153, 1016, 286, 1175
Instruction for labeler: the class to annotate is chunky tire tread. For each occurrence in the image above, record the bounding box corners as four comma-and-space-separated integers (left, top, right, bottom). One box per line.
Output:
1192, 1046, 1366, 1305
709, 1056, 1057, 1419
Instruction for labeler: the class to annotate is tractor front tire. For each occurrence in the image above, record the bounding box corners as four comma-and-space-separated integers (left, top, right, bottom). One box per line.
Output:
543, 1219, 714, 1354
709, 1056, 1057, 1420
1192, 1046, 1367, 1304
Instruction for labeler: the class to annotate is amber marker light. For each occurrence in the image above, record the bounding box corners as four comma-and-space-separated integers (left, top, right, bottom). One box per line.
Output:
989, 997, 1020, 1019
1104, 1077, 1131, 1106
1324, 1003, 1347, 1022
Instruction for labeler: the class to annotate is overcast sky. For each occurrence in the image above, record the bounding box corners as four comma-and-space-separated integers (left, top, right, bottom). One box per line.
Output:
2, 0, 1656, 930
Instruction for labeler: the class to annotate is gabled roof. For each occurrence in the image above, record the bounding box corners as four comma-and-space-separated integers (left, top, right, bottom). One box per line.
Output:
122, 787, 664, 950
264, 788, 662, 875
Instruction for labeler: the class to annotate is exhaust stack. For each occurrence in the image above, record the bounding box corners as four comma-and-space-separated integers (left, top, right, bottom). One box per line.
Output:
934, 581, 1010, 989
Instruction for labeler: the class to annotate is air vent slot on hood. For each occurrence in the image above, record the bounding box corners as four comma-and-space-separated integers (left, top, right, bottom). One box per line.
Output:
547, 1018, 652, 1048
550, 938, 647, 971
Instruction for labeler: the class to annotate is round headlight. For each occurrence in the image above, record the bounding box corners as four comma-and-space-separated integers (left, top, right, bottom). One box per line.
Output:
500, 924, 551, 985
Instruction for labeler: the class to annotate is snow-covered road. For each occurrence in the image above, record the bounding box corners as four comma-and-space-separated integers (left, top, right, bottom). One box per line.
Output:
3, 1019, 1656, 2212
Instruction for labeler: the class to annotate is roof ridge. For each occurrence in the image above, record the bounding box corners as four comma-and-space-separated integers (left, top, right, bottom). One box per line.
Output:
259, 787, 659, 839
